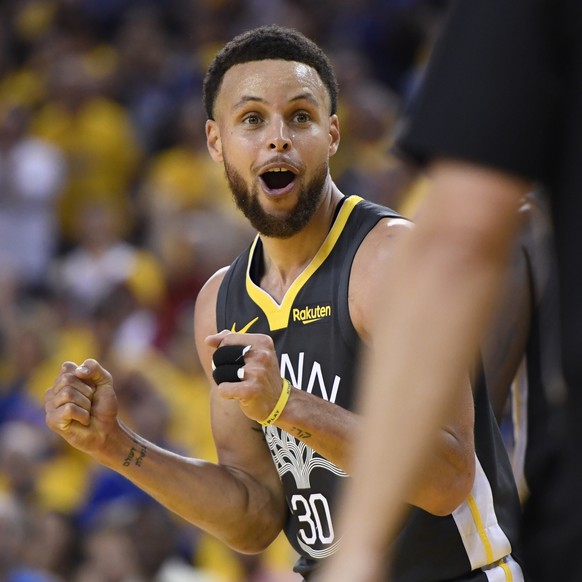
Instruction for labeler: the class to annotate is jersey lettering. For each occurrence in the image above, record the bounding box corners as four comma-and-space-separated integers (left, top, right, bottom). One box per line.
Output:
280, 352, 340, 403
291, 493, 335, 546
292, 303, 332, 324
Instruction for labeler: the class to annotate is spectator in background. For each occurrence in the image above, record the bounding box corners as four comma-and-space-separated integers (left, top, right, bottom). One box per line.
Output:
50, 199, 165, 322
32, 52, 141, 244
0, 421, 53, 506
0, 297, 56, 427
0, 104, 65, 292
137, 97, 243, 256
74, 509, 147, 582
334, 80, 414, 211
75, 500, 221, 582
0, 495, 64, 582
23, 510, 82, 582
112, 5, 200, 155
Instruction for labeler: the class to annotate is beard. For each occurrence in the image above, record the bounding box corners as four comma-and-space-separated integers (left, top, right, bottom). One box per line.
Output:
224, 160, 329, 239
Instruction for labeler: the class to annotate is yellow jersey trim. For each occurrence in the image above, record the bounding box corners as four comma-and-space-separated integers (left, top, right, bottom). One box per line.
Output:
467, 493, 494, 563
245, 196, 363, 331
500, 561, 513, 581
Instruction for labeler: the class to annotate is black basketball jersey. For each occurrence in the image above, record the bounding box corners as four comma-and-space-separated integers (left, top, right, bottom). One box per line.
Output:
506, 195, 563, 500
216, 195, 523, 581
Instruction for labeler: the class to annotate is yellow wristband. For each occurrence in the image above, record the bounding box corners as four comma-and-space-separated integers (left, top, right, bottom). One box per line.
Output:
259, 378, 292, 426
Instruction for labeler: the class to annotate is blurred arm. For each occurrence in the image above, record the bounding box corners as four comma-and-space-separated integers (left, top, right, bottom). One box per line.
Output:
319, 158, 530, 581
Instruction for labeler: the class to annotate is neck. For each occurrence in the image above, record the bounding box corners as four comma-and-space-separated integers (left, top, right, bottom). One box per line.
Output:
258, 182, 344, 302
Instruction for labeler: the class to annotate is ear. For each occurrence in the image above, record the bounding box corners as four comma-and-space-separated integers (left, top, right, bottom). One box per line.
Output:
328, 114, 340, 157
206, 119, 223, 163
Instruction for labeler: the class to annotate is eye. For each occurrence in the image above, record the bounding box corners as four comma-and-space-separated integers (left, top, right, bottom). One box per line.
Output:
243, 113, 262, 126
293, 111, 311, 124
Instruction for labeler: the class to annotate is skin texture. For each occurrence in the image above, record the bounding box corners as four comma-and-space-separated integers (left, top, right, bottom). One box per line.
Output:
481, 196, 557, 427
44, 60, 476, 559
319, 159, 529, 581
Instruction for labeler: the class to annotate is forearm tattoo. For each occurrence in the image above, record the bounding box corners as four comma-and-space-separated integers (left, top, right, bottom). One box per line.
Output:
123, 443, 147, 467
290, 426, 312, 439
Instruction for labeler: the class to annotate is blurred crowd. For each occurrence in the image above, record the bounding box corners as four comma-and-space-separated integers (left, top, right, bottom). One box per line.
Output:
0, 1, 448, 581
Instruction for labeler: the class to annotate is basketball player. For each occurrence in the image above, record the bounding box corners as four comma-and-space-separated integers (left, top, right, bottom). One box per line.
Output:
320, 0, 582, 579
44, 25, 522, 581
482, 191, 564, 580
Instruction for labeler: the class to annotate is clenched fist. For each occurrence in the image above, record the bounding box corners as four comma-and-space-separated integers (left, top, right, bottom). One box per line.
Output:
45, 359, 119, 457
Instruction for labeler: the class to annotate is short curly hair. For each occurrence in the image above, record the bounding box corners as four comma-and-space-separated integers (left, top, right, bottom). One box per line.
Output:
203, 25, 339, 120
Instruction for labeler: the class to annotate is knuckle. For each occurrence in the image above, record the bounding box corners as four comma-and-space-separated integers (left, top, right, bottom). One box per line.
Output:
262, 335, 275, 349
253, 349, 271, 366
59, 386, 76, 401
61, 372, 77, 384
61, 361, 77, 372
243, 378, 260, 395
61, 402, 77, 415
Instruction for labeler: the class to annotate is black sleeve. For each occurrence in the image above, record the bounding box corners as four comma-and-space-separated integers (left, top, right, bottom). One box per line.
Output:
396, 0, 561, 183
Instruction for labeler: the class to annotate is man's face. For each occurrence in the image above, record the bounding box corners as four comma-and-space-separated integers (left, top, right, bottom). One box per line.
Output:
206, 59, 340, 238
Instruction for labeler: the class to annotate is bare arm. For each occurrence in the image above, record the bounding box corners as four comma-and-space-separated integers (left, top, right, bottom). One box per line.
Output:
207, 218, 474, 516
319, 159, 529, 582
350, 217, 475, 516
45, 270, 287, 554
204, 328, 360, 474
482, 202, 533, 421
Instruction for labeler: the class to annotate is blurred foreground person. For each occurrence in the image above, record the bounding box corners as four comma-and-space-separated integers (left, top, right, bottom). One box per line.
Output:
320, 1, 582, 580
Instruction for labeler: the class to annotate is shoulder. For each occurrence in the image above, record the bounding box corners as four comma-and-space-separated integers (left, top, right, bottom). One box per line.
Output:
354, 215, 413, 272
518, 193, 553, 248
194, 266, 230, 340
516, 192, 555, 295
196, 266, 230, 307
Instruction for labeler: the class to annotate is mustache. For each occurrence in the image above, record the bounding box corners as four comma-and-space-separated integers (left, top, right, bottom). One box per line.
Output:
253, 155, 303, 175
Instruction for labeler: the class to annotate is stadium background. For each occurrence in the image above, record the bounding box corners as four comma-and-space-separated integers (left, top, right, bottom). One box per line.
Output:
0, 1, 449, 580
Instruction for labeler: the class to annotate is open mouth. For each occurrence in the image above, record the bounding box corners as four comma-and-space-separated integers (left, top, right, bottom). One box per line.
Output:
260, 168, 296, 194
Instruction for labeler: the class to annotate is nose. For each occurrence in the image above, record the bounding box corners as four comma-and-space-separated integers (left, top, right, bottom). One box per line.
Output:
267, 118, 291, 151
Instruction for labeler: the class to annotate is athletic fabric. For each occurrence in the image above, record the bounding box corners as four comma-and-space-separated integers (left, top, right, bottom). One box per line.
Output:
216, 196, 522, 581
396, 1, 582, 578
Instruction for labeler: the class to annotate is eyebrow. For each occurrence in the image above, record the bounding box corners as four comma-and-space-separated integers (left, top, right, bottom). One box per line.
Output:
231, 92, 320, 111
